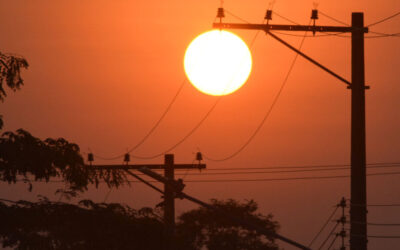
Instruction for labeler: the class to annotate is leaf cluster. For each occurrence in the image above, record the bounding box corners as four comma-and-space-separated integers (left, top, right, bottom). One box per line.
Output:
0, 198, 163, 249
0, 129, 129, 192
175, 199, 280, 250
0, 52, 29, 102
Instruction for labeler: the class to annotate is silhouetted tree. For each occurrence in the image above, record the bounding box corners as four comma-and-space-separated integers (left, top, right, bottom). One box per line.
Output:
0, 52, 29, 129
0, 197, 164, 249
0, 129, 129, 193
175, 199, 280, 250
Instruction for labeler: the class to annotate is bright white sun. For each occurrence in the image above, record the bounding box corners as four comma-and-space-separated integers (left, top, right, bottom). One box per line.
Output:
184, 30, 252, 96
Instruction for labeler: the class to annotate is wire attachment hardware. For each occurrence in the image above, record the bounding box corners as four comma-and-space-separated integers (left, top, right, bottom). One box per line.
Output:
311, 9, 318, 35
124, 153, 130, 164
88, 153, 94, 166
265, 10, 273, 24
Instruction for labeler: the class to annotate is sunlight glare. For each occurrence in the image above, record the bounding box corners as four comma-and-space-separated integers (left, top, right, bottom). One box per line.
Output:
184, 30, 252, 96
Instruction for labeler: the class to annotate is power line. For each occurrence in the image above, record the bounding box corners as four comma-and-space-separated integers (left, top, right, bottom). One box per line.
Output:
318, 222, 339, 250
350, 221, 400, 226
327, 233, 339, 250
128, 98, 221, 160
162, 164, 400, 176
180, 171, 400, 182
351, 234, 400, 239
121, 16, 265, 160
273, 11, 301, 25
309, 206, 339, 247
13, 170, 400, 184
367, 11, 400, 27
93, 79, 186, 160
202, 19, 312, 162
193, 162, 400, 171
351, 203, 400, 207
225, 9, 251, 24
319, 10, 349, 26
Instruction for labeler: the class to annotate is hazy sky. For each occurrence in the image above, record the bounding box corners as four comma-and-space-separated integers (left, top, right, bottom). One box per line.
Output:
1, 0, 400, 249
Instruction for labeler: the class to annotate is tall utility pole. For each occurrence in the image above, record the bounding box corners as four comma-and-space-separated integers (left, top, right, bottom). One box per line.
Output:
350, 13, 367, 250
164, 154, 176, 250
89, 154, 206, 250
213, 9, 368, 250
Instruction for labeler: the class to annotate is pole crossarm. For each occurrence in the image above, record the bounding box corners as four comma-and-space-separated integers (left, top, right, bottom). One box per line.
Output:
213, 22, 363, 86
212, 23, 368, 33
87, 164, 206, 170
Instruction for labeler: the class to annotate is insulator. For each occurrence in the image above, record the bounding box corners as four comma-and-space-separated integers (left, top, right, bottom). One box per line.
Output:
196, 152, 203, 161
311, 9, 318, 20
88, 153, 94, 162
124, 153, 130, 163
217, 7, 225, 18
265, 10, 272, 20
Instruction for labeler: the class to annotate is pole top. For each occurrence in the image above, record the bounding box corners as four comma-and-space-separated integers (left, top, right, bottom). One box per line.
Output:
165, 154, 174, 164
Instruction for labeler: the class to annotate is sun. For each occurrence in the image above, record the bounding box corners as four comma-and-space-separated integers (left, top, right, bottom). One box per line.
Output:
184, 30, 252, 96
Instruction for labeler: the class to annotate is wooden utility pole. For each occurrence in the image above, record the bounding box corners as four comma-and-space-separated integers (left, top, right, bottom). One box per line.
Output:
350, 12, 367, 250
89, 154, 206, 250
163, 154, 175, 250
213, 9, 369, 250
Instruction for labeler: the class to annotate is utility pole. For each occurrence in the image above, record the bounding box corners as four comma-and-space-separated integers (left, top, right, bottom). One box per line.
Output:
350, 13, 368, 250
213, 9, 369, 250
88, 153, 206, 250
163, 154, 175, 250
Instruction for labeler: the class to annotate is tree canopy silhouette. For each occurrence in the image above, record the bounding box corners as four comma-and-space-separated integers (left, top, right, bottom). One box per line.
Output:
0, 197, 164, 250
0, 52, 29, 129
0, 52, 28, 101
175, 199, 280, 250
0, 129, 129, 193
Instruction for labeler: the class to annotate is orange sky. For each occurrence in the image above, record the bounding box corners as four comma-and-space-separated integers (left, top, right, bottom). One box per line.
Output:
1, 0, 400, 249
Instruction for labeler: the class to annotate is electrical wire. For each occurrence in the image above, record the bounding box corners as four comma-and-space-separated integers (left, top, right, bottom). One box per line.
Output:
309, 206, 339, 247
190, 162, 400, 171
129, 98, 221, 159
351, 203, 400, 207
225, 9, 251, 24
122, 13, 265, 160
179, 171, 400, 182
103, 188, 112, 203
367, 11, 400, 27
367, 235, 400, 239
327, 233, 339, 250
351, 234, 400, 239
318, 222, 339, 250
11, 170, 400, 184
273, 11, 301, 25
163, 164, 400, 176
350, 221, 400, 226
202, 20, 311, 162
93, 79, 186, 161
81, 163, 400, 177
319, 10, 349, 26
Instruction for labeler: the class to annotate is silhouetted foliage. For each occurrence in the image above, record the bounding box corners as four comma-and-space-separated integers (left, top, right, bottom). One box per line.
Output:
0, 52, 28, 102
175, 199, 280, 250
0, 198, 164, 249
0, 129, 129, 192
0, 52, 28, 129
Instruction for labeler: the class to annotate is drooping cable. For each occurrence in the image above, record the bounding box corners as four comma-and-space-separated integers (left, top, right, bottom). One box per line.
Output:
327, 233, 339, 250
93, 79, 186, 160
309, 206, 339, 247
318, 222, 339, 250
368, 11, 400, 27
202, 20, 311, 162
124, 14, 265, 160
